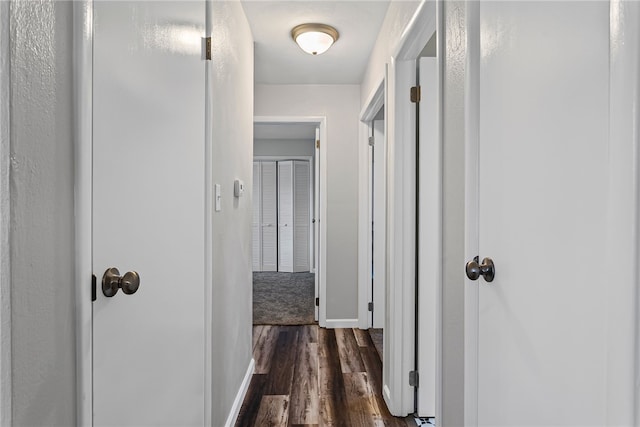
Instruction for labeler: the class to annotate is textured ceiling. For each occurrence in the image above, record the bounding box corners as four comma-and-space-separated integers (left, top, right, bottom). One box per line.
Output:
241, 1, 391, 84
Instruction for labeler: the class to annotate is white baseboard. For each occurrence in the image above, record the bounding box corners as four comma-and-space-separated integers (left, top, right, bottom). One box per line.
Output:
224, 358, 255, 427
323, 318, 360, 329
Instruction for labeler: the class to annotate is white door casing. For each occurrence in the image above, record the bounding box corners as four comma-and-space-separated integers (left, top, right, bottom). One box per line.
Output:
465, 1, 640, 425
417, 56, 439, 417
314, 127, 320, 321
92, 2, 206, 425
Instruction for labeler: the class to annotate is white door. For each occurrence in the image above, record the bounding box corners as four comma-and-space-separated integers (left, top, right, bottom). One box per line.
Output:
252, 161, 262, 271
278, 161, 294, 272
417, 56, 438, 417
293, 160, 311, 272
261, 161, 278, 271
92, 1, 206, 426
468, 2, 636, 425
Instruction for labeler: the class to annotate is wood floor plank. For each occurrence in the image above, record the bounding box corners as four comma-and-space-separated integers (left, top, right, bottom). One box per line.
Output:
290, 342, 319, 424
318, 328, 349, 426
299, 324, 318, 344
265, 327, 300, 395
253, 325, 265, 349
343, 372, 383, 426
255, 395, 290, 427
352, 328, 370, 347
334, 328, 366, 373
254, 325, 279, 374
235, 374, 268, 427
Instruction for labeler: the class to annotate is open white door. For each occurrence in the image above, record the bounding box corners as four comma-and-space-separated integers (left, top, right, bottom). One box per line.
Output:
92, 1, 206, 425
467, 2, 639, 425
417, 56, 438, 417
383, 58, 416, 417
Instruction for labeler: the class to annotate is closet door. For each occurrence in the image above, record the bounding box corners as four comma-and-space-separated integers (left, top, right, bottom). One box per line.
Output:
252, 161, 262, 271
293, 161, 311, 272
278, 161, 294, 272
261, 161, 278, 271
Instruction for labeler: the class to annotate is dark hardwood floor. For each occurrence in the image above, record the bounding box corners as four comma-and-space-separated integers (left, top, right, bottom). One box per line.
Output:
235, 325, 414, 427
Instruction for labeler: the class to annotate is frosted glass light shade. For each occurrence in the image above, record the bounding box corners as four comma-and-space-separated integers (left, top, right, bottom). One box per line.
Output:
291, 23, 339, 56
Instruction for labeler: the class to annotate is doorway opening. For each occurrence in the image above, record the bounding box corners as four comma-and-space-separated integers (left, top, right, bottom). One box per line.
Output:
252, 117, 327, 327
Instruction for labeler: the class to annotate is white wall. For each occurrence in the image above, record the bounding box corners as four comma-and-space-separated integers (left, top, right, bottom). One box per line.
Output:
209, 2, 254, 426
254, 138, 315, 157
255, 84, 360, 321
9, 1, 76, 425
361, 0, 421, 107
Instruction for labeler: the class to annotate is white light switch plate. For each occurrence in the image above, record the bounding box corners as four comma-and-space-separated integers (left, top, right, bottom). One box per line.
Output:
215, 184, 221, 212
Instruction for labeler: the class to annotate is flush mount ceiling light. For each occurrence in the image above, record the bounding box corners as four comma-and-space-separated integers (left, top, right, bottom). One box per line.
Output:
291, 23, 339, 56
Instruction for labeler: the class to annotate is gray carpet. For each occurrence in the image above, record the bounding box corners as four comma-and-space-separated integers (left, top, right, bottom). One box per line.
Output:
253, 272, 315, 325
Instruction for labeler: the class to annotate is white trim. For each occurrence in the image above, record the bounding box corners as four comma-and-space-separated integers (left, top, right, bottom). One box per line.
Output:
606, 1, 640, 424
434, 1, 444, 423
323, 319, 360, 329
0, 1, 12, 424
224, 358, 255, 427
394, 0, 437, 62
73, 2, 93, 425
358, 78, 386, 330
254, 155, 311, 162
204, 1, 213, 424
254, 116, 327, 327
416, 56, 440, 418
360, 79, 385, 123
463, 1, 480, 425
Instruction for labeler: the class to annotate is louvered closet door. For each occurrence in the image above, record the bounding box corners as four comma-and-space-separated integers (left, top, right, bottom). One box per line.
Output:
261, 161, 278, 271
252, 161, 261, 271
293, 161, 310, 272
278, 161, 294, 272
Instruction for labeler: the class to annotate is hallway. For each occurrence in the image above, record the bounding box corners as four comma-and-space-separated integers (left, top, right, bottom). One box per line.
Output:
235, 326, 413, 426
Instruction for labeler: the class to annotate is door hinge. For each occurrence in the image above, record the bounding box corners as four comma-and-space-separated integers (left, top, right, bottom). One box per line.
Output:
205, 37, 212, 60
410, 86, 421, 103
368, 136, 375, 147
92, 274, 97, 302
315, 297, 319, 307
368, 301, 374, 311
316, 140, 320, 149
409, 370, 419, 387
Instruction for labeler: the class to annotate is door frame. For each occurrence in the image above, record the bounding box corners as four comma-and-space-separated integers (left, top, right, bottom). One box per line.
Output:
463, 1, 640, 424
359, 78, 385, 330
254, 116, 327, 326
357, 0, 440, 417
0, 1, 12, 424
73, 1, 214, 424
